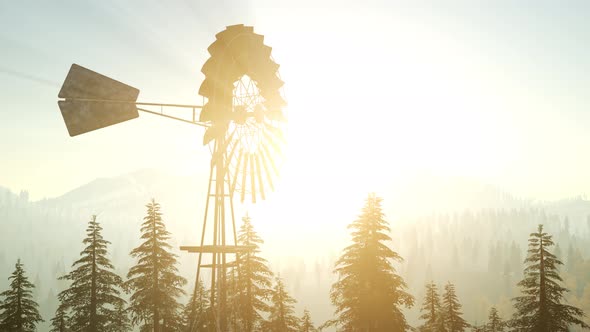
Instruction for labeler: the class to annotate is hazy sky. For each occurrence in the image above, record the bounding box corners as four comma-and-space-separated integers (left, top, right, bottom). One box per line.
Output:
1, 1, 590, 202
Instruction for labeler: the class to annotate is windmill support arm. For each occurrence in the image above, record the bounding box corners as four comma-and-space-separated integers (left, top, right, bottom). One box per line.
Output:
132, 101, 208, 127
60, 97, 209, 128
136, 106, 208, 127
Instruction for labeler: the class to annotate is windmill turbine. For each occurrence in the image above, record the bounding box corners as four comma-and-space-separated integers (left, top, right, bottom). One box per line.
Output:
57, 24, 286, 331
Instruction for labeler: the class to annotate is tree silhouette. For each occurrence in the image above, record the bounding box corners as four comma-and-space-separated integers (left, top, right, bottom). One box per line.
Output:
330, 193, 414, 331
225, 267, 240, 331
485, 307, 503, 332
49, 303, 69, 332
300, 309, 318, 332
265, 276, 300, 332
470, 324, 485, 332
110, 300, 131, 331
57, 215, 126, 332
512, 224, 589, 331
234, 214, 273, 331
442, 282, 469, 332
183, 278, 211, 331
419, 282, 445, 332
0, 259, 43, 331
124, 199, 187, 332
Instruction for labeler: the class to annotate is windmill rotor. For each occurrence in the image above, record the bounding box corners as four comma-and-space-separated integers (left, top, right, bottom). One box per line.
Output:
199, 24, 287, 204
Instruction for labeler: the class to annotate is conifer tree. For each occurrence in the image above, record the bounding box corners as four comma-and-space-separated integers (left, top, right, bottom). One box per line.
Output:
419, 282, 445, 332
226, 267, 241, 332
234, 215, 273, 332
184, 279, 211, 332
512, 224, 590, 332
485, 307, 503, 332
265, 276, 300, 332
57, 215, 126, 332
109, 300, 131, 332
330, 193, 414, 331
300, 309, 318, 332
49, 304, 69, 332
442, 282, 469, 332
0, 259, 43, 331
471, 324, 485, 332
124, 199, 187, 332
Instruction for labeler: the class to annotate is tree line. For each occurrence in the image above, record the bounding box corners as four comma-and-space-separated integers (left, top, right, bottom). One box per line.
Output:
0, 194, 589, 331
0, 199, 312, 331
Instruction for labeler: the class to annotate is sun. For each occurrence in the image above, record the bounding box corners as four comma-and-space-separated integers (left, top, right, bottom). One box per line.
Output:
188, 18, 521, 245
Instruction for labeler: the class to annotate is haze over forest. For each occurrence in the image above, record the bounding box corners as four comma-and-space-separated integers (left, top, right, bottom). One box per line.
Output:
1, 170, 589, 330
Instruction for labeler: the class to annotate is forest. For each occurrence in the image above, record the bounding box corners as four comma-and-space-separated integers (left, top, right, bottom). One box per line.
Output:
1, 178, 589, 331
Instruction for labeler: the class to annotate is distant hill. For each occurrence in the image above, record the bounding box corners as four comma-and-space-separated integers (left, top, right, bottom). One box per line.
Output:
2, 170, 590, 330
386, 174, 532, 218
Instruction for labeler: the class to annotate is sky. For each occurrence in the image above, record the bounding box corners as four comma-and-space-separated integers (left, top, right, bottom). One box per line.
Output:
1, 0, 590, 203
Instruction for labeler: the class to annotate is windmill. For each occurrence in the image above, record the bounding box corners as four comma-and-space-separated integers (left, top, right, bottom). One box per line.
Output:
57, 24, 286, 331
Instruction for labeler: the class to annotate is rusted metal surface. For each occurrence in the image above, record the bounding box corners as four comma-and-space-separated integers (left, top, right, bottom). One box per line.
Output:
58, 99, 138, 137
58, 64, 139, 136
179, 245, 256, 253
200, 261, 237, 268
59, 64, 138, 101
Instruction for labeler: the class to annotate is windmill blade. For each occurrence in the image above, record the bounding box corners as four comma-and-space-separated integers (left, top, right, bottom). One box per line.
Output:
262, 90, 287, 110
261, 142, 280, 176
263, 129, 284, 157
224, 130, 240, 170
231, 149, 244, 197
58, 64, 139, 136
264, 122, 285, 141
215, 24, 253, 42
199, 102, 216, 122
259, 152, 275, 192
255, 154, 266, 200
250, 154, 257, 203
252, 62, 282, 90
201, 56, 241, 82
223, 128, 237, 154
210, 128, 237, 168
241, 152, 249, 203
198, 77, 233, 100
265, 109, 286, 122
203, 124, 228, 145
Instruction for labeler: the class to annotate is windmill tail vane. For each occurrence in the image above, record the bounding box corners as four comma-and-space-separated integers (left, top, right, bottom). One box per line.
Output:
58, 63, 208, 137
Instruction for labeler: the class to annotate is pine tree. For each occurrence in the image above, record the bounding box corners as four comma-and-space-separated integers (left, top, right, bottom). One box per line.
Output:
442, 282, 469, 332
124, 199, 187, 332
57, 215, 126, 332
109, 300, 131, 331
0, 259, 43, 331
265, 276, 300, 332
419, 282, 445, 332
300, 309, 318, 332
471, 324, 485, 332
330, 193, 414, 331
485, 307, 503, 332
512, 224, 590, 332
566, 244, 576, 272
183, 279, 211, 331
234, 215, 273, 332
49, 303, 69, 332
226, 267, 241, 332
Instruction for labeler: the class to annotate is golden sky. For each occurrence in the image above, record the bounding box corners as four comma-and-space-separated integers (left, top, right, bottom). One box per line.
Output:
1, 1, 590, 202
